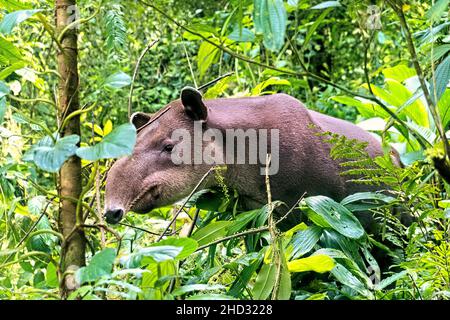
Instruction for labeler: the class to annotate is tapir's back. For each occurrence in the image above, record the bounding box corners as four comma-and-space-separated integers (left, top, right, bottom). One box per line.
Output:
205, 93, 392, 206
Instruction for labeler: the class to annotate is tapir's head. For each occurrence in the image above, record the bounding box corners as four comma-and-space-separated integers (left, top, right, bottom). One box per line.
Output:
104, 87, 214, 224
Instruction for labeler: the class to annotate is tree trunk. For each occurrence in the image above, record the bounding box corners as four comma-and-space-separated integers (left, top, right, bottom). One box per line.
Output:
55, 0, 85, 299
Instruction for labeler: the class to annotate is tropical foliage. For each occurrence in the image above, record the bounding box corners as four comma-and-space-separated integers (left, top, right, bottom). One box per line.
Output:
0, 0, 449, 300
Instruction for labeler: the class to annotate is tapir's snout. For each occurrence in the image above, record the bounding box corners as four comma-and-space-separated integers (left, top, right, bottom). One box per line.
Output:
104, 208, 124, 224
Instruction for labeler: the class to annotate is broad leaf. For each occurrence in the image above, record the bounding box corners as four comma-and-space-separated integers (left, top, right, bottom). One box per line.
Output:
304, 196, 365, 239
287, 254, 335, 273
253, 0, 287, 52
252, 262, 276, 299
121, 246, 182, 268
29, 134, 79, 172
197, 41, 220, 77
430, 55, 450, 105
331, 263, 373, 298
227, 27, 255, 42
192, 221, 232, 246
153, 237, 198, 260
290, 225, 322, 259
104, 71, 131, 89
311, 1, 341, 9
0, 9, 43, 35
76, 123, 136, 161
76, 248, 116, 284
0, 35, 23, 63
425, 0, 449, 22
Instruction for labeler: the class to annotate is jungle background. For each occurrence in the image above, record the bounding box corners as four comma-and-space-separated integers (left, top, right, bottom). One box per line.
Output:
0, 0, 450, 300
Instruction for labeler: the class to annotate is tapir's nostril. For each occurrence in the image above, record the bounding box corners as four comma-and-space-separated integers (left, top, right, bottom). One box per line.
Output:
104, 209, 124, 224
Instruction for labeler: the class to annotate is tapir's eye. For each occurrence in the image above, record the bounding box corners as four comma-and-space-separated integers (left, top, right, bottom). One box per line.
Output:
163, 144, 174, 153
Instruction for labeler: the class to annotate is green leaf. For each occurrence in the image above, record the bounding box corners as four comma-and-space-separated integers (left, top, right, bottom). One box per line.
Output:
303, 8, 332, 50
276, 264, 291, 300
438, 90, 450, 129
253, 0, 287, 52
76, 248, 116, 284
433, 44, 450, 62
27, 195, 46, 216
192, 221, 232, 246
331, 263, 373, 298
311, 1, 341, 9
425, 0, 449, 22
45, 262, 58, 288
252, 262, 276, 299
0, 0, 31, 11
304, 196, 365, 239
251, 77, 290, 95
121, 246, 182, 268
287, 254, 335, 273
76, 123, 136, 161
29, 135, 80, 173
0, 35, 23, 63
227, 209, 260, 235
103, 71, 131, 89
430, 55, 450, 105
187, 294, 236, 300
375, 271, 408, 291
290, 225, 322, 259
227, 27, 255, 42
0, 97, 6, 123
152, 237, 198, 260
382, 64, 416, 82
197, 41, 220, 78
172, 284, 225, 297
0, 9, 43, 35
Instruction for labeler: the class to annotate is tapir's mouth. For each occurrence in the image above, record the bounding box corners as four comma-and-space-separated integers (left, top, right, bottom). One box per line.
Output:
126, 184, 159, 214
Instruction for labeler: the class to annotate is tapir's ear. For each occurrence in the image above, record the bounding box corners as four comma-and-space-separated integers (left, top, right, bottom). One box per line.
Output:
130, 112, 151, 129
181, 86, 208, 121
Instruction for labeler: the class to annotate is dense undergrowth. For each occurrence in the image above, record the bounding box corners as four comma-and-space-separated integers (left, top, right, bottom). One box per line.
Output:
1, 0, 450, 299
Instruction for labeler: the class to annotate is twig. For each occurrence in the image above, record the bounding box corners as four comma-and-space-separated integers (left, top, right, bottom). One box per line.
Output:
196, 226, 269, 251
3, 198, 55, 264
187, 208, 201, 237
128, 39, 159, 118
197, 72, 234, 92
156, 167, 216, 241
118, 221, 165, 236
195, 193, 304, 252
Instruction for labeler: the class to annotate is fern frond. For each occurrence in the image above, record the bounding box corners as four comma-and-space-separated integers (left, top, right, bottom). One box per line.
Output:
104, 4, 127, 51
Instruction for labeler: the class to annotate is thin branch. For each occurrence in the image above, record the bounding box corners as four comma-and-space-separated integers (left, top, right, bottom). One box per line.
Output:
3, 198, 55, 264
197, 72, 234, 92
128, 39, 159, 118
156, 167, 216, 241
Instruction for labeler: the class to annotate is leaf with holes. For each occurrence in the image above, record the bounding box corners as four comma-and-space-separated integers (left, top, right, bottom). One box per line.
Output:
304, 196, 365, 239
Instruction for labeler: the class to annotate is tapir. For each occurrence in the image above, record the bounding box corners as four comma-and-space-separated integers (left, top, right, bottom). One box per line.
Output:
104, 88, 401, 231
